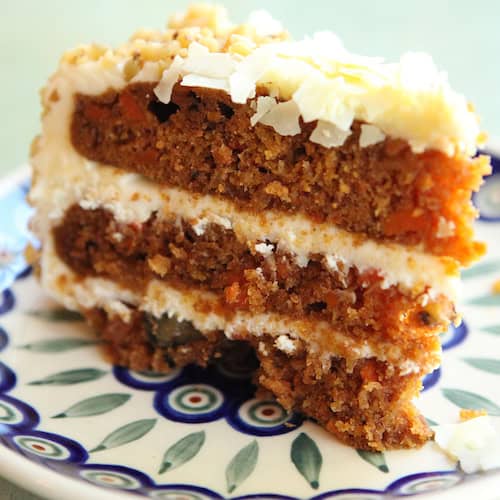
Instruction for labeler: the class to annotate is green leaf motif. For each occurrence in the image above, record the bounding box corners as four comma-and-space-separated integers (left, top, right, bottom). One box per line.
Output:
226, 440, 259, 493
467, 295, 500, 307
159, 431, 205, 474
90, 419, 156, 452
425, 417, 438, 426
463, 358, 500, 375
356, 449, 389, 473
27, 309, 83, 322
442, 388, 500, 416
28, 368, 107, 386
291, 432, 322, 489
482, 325, 500, 335
18, 338, 100, 353
52, 393, 131, 418
461, 260, 500, 279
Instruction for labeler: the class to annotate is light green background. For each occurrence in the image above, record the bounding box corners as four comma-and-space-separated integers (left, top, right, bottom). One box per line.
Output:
1, 1, 499, 498
2, 0, 500, 179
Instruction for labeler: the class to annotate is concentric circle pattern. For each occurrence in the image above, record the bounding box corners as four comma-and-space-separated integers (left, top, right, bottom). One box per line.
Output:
387, 471, 462, 496
113, 366, 182, 390
232, 495, 299, 500
0, 394, 39, 430
11, 431, 88, 463
155, 384, 226, 423
149, 485, 223, 499
80, 469, 143, 490
227, 398, 303, 436
311, 491, 384, 500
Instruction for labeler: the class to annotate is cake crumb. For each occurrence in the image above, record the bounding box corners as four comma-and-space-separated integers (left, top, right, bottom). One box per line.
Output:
275, 334, 297, 354
24, 243, 40, 265
460, 408, 488, 422
264, 181, 291, 202
258, 341, 269, 356
224, 281, 241, 304
492, 278, 500, 294
147, 254, 171, 277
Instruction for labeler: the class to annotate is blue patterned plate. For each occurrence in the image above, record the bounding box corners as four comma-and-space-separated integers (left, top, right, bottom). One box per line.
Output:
0, 154, 500, 500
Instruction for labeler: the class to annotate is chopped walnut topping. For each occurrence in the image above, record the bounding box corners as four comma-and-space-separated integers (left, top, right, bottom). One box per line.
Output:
147, 254, 172, 277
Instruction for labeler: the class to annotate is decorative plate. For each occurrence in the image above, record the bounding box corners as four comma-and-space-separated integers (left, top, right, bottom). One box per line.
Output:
0, 154, 500, 500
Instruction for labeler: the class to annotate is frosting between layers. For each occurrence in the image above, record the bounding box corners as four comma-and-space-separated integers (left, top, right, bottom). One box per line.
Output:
39, 236, 438, 374
31, 39, 458, 298
57, 5, 482, 155
30, 144, 459, 298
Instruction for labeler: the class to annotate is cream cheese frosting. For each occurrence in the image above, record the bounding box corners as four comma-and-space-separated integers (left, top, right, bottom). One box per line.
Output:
57, 5, 482, 156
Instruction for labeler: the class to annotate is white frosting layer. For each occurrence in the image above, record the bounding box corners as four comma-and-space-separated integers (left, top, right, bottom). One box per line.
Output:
38, 235, 439, 372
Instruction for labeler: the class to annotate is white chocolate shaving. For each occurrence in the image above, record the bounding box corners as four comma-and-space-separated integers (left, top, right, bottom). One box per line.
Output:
359, 124, 386, 147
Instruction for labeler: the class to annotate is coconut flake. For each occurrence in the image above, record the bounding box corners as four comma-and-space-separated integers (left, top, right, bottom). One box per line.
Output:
154, 56, 184, 104
229, 48, 273, 103
181, 74, 229, 92
183, 42, 236, 78
310, 120, 351, 148
434, 416, 500, 473
359, 124, 386, 147
258, 100, 301, 136
250, 96, 277, 126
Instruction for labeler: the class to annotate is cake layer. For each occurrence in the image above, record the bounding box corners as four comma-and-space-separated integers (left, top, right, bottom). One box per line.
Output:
29, 144, 459, 298
53, 203, 453, 348
86, 305, 432, 450
39, 233, 440, 373
69, 83, 488, 264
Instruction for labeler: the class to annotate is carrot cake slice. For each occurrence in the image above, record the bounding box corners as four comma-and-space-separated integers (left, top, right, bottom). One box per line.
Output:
28, 4, 490, 450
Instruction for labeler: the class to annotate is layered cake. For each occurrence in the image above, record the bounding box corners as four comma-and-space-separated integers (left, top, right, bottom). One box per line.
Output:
28, 4, 490, 450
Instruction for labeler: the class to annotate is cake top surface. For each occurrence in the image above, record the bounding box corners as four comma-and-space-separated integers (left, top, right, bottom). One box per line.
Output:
60, 3, 483, 156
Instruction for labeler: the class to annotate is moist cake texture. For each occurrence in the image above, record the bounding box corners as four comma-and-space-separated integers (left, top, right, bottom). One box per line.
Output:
29, 4, 490, 450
